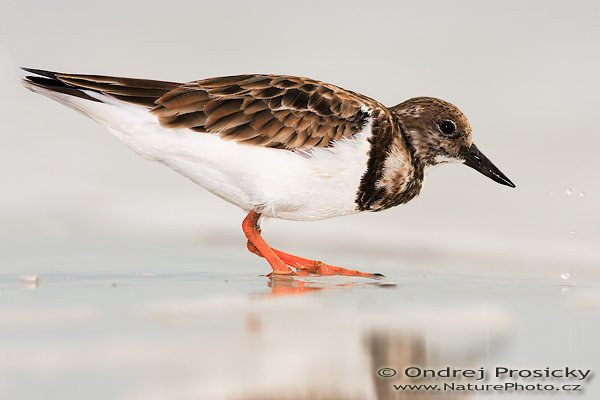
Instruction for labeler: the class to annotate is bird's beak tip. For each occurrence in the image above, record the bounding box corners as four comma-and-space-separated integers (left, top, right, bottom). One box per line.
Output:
459, 143, 515, 188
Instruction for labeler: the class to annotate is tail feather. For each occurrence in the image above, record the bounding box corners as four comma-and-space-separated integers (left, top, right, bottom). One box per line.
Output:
21, 68, 181, 107
21, 67, 60, 80
23, 73, 102, 103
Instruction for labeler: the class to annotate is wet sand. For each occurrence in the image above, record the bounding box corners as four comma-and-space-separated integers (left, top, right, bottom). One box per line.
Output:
0, 238, 597, 400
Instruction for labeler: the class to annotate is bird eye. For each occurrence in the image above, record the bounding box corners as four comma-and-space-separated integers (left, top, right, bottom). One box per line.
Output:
438, 120, 456, 136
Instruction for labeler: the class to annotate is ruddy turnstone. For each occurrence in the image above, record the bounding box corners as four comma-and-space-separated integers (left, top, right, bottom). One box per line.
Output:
22, 68, 515, 278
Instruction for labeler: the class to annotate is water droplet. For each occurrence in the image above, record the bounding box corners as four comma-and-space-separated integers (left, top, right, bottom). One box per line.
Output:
560, 273, 571, 280
578, 192, 585, 197
19, 274, 39, 284
566, 188, 575, 195
549, 191, 554, 196
19, 274, 39, 289
570, 231, 576, 235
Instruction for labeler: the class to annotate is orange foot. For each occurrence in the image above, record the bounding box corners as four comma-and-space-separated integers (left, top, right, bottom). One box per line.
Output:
242, 211, 384, 278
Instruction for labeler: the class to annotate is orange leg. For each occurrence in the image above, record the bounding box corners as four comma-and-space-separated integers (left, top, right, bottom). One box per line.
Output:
244, 214, 383, 278
242, 211, 292, 275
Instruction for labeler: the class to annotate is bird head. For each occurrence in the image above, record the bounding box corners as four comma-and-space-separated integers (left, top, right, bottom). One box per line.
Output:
392, 97, 515, 188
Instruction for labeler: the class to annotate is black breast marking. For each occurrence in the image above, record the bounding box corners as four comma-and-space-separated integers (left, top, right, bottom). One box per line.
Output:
356, 113, 425, 212
378, 121, 424, 209
356, 110, 395, 211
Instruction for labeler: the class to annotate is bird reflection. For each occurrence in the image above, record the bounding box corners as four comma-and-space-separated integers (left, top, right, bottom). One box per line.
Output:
127, 275, 508, 400
266, 275, 396, 297
266, 275, 325, 296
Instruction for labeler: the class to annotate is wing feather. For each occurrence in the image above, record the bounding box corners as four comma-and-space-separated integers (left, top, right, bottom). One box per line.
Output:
22, 69, 390, 150
151, 75, 388, 149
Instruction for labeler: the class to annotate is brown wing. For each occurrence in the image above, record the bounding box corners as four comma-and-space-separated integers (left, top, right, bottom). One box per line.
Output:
22, 69, 388, 150
151, 75, 382, 149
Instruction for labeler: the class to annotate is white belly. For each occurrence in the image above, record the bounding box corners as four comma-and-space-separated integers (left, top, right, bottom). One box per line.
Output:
28, 85, 371, 220
137, 128, 371, 221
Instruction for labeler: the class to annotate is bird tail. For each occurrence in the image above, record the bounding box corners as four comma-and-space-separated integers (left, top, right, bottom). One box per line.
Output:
21, 67, 181, 108
21, 67, 186, 134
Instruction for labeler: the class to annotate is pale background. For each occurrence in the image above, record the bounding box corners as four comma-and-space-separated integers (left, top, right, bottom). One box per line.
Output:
1, 0, 598, 264
0, 1, 599, 399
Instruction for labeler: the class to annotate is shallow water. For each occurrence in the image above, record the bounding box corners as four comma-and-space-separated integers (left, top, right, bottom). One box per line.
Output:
0, 239, 598, 400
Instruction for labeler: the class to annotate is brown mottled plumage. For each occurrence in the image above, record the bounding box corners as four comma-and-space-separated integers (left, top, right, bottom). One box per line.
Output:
23, 69, 385, 150
152, 75, 385, 150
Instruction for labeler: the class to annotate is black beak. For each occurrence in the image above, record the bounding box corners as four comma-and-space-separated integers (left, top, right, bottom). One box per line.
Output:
459, 143, 516, 188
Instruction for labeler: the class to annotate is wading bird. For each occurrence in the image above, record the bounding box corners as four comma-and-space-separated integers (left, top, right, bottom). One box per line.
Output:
22, 69, 515, 277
